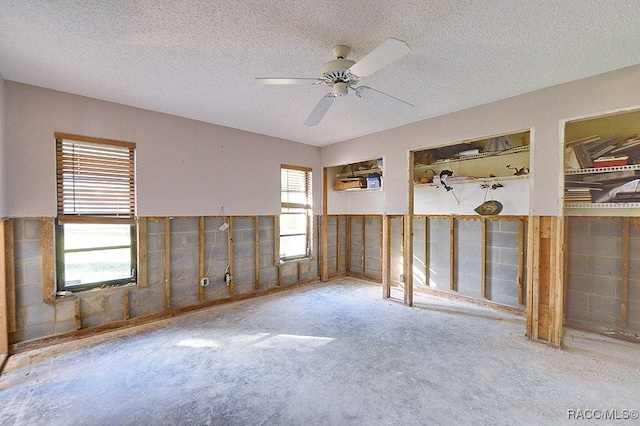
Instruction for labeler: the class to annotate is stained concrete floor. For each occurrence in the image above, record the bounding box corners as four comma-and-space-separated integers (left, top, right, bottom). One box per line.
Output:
1, 279, 639, 425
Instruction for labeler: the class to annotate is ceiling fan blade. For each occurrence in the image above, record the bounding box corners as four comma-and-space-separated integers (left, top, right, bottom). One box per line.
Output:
304, 94, 335, 126
251, 78, 322, 85
354, 86, 414, 115
348, 38, 411, 78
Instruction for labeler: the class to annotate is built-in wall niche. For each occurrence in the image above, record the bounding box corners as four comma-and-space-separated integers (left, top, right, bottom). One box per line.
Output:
330, 157, 383, 192
412, 130, 531, 216
564, 108, 640, 216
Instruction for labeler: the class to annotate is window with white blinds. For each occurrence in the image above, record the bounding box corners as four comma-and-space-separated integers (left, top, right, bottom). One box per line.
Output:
281, 166, 312, 209
56, 133, 136, 223
55, 133, 137, 291
280, 165, 312, 260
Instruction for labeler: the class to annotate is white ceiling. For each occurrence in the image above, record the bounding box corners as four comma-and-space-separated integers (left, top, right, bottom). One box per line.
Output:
2, 1, 640, 147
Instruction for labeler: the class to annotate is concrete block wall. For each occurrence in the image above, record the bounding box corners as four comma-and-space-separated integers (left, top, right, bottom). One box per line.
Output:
485, 219, 526, 308
413, 218, 426, 287
455, 219, 483, 299
422, 216, 526, 309
565, 217, 636, 330
426, 218, 450, 291
327, 216, 338, 274
326, 216, 348, 276
349, 217, 364, 274
364, 217, 381, 279
7, 216, 317, 346
390, 216, 404, 284
629, 222, 640, 332
11, 219, 56, 342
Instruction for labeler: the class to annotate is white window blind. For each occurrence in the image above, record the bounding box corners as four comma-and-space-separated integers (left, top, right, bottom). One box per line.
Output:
281, 166, 312, 209
56, 134, 136, 223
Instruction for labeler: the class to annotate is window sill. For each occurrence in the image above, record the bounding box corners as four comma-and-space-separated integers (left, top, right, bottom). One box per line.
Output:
53, 281, 137, 302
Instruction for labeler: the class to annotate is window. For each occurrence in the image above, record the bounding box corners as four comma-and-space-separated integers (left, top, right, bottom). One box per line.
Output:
280, 165, 312, 260
55, 133, 137, 292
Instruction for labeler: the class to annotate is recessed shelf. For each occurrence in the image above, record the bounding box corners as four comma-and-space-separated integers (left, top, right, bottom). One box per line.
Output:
414, 174, 530, 187
565, 164, 640, 175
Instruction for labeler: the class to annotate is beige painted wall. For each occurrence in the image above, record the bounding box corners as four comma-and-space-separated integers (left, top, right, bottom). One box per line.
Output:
322, 64, 640, 216
3, 82, 322, 217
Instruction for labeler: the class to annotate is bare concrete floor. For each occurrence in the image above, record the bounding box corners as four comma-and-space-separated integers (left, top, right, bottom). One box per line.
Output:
1, 279, 639, 425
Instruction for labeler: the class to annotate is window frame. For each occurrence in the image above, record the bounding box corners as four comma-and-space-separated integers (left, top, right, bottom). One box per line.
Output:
55, 133, 137, 292
280, 164, 312, 261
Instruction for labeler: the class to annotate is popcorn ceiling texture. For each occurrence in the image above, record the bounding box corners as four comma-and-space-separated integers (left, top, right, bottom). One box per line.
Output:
1, 1, 640, 146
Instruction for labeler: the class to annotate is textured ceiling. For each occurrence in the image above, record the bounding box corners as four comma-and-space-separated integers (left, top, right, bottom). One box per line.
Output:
2, 1, 640, 147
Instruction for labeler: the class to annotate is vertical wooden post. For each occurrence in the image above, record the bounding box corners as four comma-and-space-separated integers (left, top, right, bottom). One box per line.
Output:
336, 216, 341, 274
526, 215, 563, 347
198, 216, 205, 301
0, 219, 7, 355
620, 217, 630, 329
406, 150, 415, 306
449, 216, 455, 291
273, 216, 279, 266
517, 218, 525, 306
255, 216, 260, 290
361, 215, 366, 274
164, 217, 171, 309
423, 216, 429, 289
41, 218, 56, 302
379, 216, 384, 280
74, 298, 82, 330
526, 216, 540, 340
4, 219, 16, 334
137, 217, 148, 288
481, 218, 487, 299
382, 215, 391, 298
123, 289, 130, 320
551, 216, 564, 346
321, 167, 329, 281
403, 215, 414, 306
228, 217, 235, 295
345, 216, 352, 272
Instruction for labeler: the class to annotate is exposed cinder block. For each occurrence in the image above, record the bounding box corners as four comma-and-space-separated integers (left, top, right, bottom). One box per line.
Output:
20, 303, 55, 328
626, 299, 640, 326
106, 293, 125, 321
588, 293, 621, 321
23, 219, 42, 240
55, 299, 76, 323
590, 219, 622, 238
588, 256, 622, 278
169, 217, 198, 233
629, 279, 640, 302
15, 284, 42, 307
10, 323, 56, 343
499, 247, 519, 266
146, 219, 165, 234
566, 290, 588, 313
487, 263, 518, 282
54, 319, 77, 335
14, 241, 41, 262
567, 253, 588, 274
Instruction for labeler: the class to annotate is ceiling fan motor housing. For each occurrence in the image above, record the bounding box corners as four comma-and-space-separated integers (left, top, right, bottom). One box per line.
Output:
321, 58, 357, 86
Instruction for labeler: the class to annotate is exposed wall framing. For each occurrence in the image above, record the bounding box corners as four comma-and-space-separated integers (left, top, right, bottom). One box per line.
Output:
412, 215, 528, 312
4, 219, 16, 334
7, 215, 315, 350
40, 218, 55, 302
565, 216, 640, 342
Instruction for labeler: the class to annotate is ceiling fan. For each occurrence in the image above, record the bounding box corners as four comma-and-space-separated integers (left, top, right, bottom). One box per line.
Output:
251, 38, 415, 126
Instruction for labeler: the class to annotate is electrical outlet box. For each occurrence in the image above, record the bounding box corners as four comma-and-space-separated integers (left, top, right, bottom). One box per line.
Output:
224, 272, 232, 284
200, 277, 209, 287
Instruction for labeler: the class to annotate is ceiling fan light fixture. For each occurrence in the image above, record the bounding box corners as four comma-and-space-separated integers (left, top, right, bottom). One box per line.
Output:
332, 82, 348, 97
